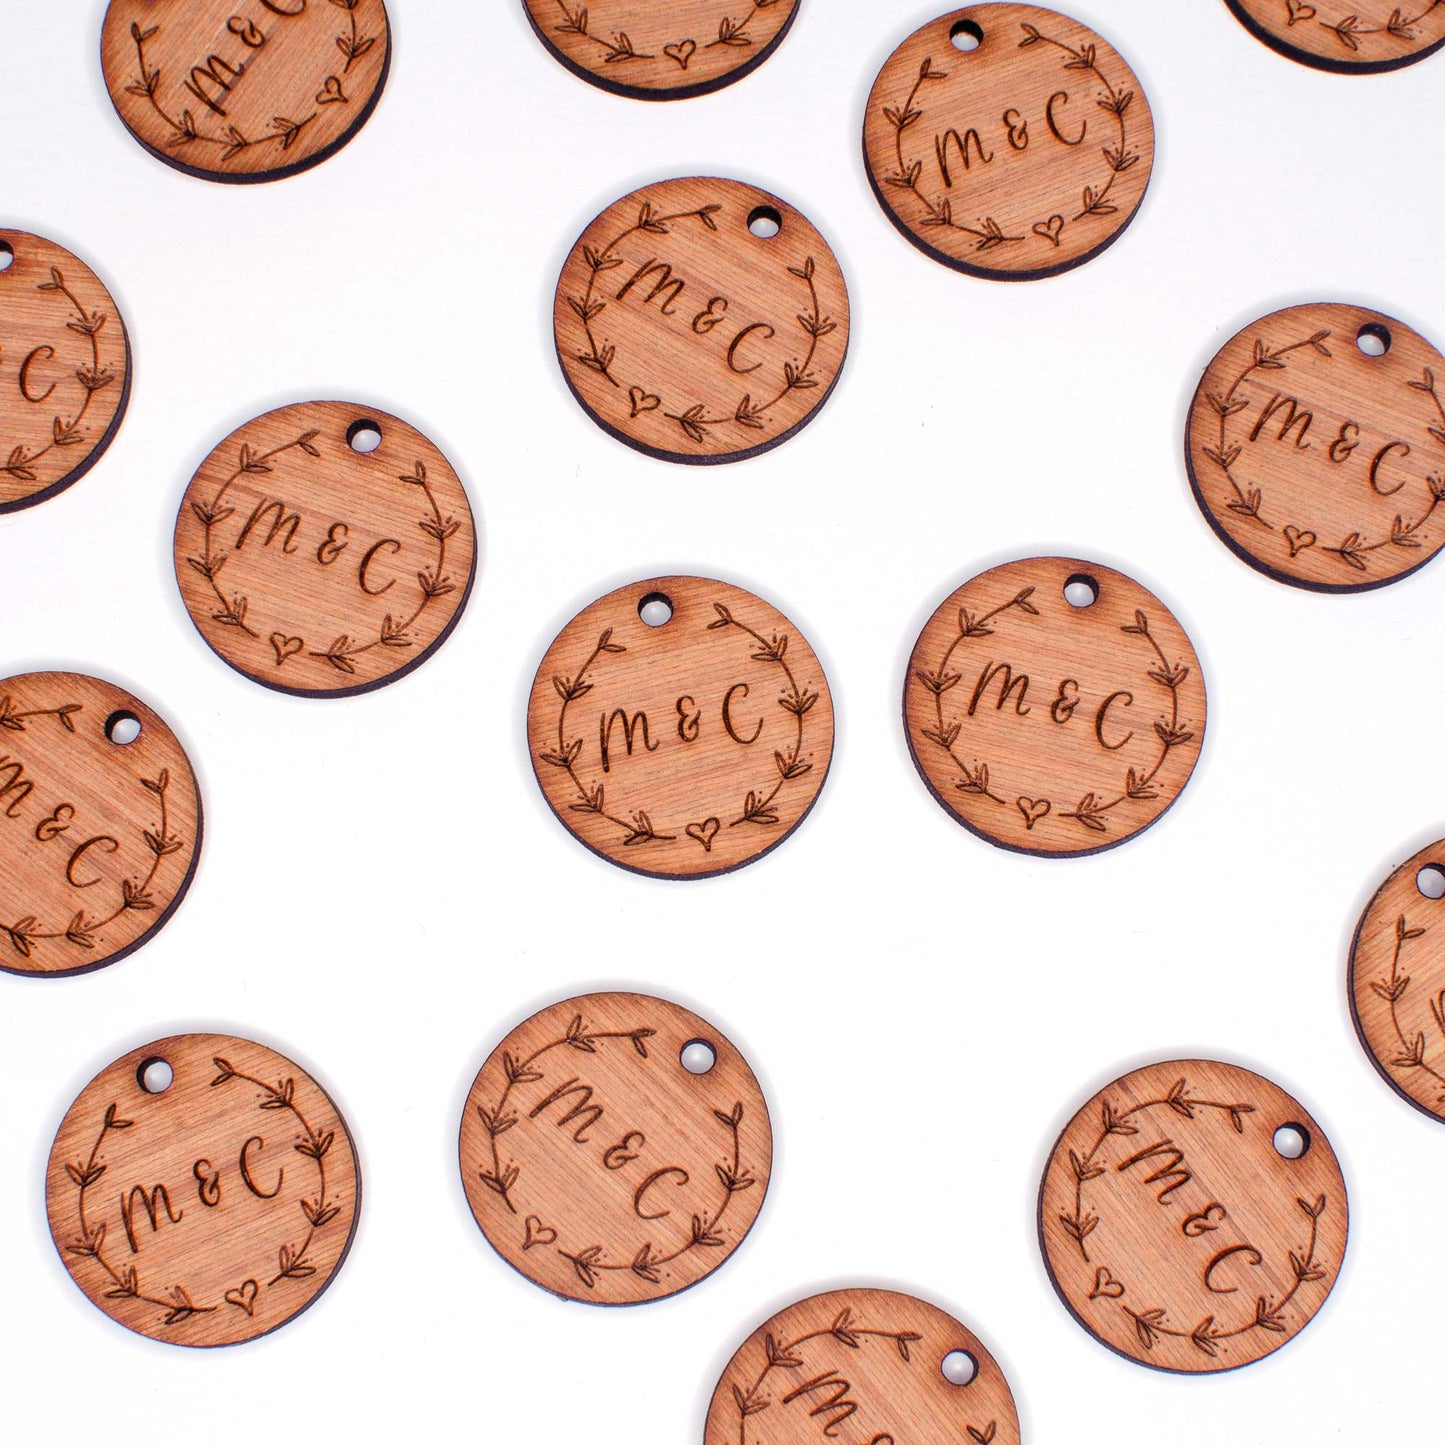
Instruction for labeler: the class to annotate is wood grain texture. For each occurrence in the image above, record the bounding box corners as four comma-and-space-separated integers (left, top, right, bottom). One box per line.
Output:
522, 0, 800, 100
460, 993, 770, 1305
1187, 303, 1445, 592
47, 1033, 360, 1346
174, 401, 477, 697
554, 177, 849, 464
705, 1289, 1019, 1445
1349, 840, 1445, 1122
864, 5, 1153, 280
528, 576, 833, 878
0, 673, 201, 978
1225, 0, 1445, 73
905, 558, 1205, 857
101, 0, 390, 183
0, 231, 130, 514
1040, 1059, 1348, 1373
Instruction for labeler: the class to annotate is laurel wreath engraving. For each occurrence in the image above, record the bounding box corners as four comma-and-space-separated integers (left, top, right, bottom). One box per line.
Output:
552, 0, 784, 69
1286, 1, 1444, 50
1369, 912, 1445, 1094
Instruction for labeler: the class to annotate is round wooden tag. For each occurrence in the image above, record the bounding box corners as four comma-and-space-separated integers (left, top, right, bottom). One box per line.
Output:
0, 674, 201, 979
100, 1, 391, 184
0, 231, 130, 515
554, 177, 849, 464
1187, 304, 1445, 592
905, 558, 1205, 857
47, 1033, 360, 1346
1349, 841, 1445, 1122
460, 993, 771, 1305
1224, 0, 1445, 73
864, 6, 1154, 281
706, 1289, 1020, 1445
173, 402, 477, 697
523, 0, 801, 100
1040, 1060, 1348, 1373
528, 577, 834, 877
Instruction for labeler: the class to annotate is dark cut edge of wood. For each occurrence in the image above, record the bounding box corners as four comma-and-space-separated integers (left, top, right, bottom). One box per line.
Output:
1221, 0, 1445, 73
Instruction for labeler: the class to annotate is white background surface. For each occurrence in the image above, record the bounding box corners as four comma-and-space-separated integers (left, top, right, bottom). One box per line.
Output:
2, 2, 1443, 1440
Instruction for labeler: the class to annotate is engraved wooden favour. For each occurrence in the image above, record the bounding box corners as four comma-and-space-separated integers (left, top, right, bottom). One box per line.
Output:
1040, 1060, 1347, 1373
527, 577, 834, 878
706, 1289, 1019, 1445
1225, 0, 1445, 73
864, 5, 1154, 280
905, 558, 1205, 856
460, 993, 771, 1305
554, 177, 849, 463
47, 1034, 360, 1346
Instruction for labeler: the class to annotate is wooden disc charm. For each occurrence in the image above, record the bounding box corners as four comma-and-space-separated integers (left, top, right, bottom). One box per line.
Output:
905, 558, 1205, 857
0, 674, 201, 979
0, 231, 130, 514
1040, 1060, 1347, 1373
523, 0, 801, 100
528, 577, 833, 878
173, 402, 477, 697
1349, 841, 1445, 1122
864, 6, 1154, 280
460, 993, 771, 1305
1187, 304, 1445, 592
1224, 0, 1445, 73
705, 1289, 1020, 1444
47, 1033, 360, 1346
554, 178, 849, 464
101, 1, 390, 183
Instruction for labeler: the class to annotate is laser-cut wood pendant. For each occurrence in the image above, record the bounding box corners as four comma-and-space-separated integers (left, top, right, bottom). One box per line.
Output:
523, 0, 801, 100
1187, 304, 1445, 592
1224, 0, 1445, 73
864, 5, 1154, 281
1040, 1059, 1348, 1373
706, 1289, 1020, 1444
0, 231, 130, 515
47, 1033, 360, 1346
528, 577, 833, 877
554, 178, 849, 464
0, 674, 201, 979
905, 558, 1205, 857
101, 0, 390, 183
460, 993, 771, 1305
174, 401, 477, 697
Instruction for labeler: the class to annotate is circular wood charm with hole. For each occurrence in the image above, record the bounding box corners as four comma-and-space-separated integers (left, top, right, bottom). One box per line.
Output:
101, 1, 390, 183
0, 231, 130, 514
864, 5, 1154, 280
523, 0, 800, 100
1224, 0, 1445, 73
174, 402, 476, 697
905, 558, 1205, 857
460, 993, 770, 1305
47, 1033, 360, 1346
1040, 1060, 1347, 1373
0, 674, 201, 978
1187, 304, 1445, 592
528, 577, 833, 877
706, 1289, 1019, 1445
1349, 841, 1445, 1122
554, 178, 849, 464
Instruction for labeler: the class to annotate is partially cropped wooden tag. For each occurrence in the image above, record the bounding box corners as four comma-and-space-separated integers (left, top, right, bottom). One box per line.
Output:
528, 577, 833, 877
0, 231, 130, 514
706, 1289, 1019, 1444
523, 0, 801, 99
174, 402, 476, 697
864, 5, 1154, 280
1187, 304, 1445, 592
101, 1, 390, 183
905, 558, 1205, 856
0, 674, 201, 978
1349, 841, 1445, 1122
1040, 1059, 1347, 1373
460, 993, 770, 1305
554, 178, 849, 463
1225, 0, 1445, 73
47, 1033, 359, 1346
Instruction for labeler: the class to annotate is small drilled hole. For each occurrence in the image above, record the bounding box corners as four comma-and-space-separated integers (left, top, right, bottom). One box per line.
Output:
680, 1040, 717, 1075
1417, 866, 1445, 899
747, 206, 782, 239
950, 19, 984, 50
638, 592, 673, 627
105, 711, 142, 746
1357, 324, 1391, 358
347, 419, 382, 453
1064, 574, 1099, 608
1273, 1124, 1310, 1160
0, 241, 13, 273
137, 1058, 173, 1094
942, 1350, 978, 1386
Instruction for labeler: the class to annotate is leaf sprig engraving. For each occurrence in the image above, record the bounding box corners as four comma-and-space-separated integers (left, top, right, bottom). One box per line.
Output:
1311, 1, 1442, 50
1370, 912, 1445, 1095
550, 0, 784, 70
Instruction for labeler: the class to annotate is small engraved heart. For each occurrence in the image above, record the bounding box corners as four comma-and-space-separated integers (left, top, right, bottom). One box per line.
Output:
1285, 0, 1316, 23
1284, 526, 1317, 557
664, 39, 697, 69
1033, 214, 1065, 248
628, 387, 661, 418
316, 75, 348, 105
1017, 797, 1051, 829
686, 818, 721, 852
270, 633, 304, 665
1089, 1267, 1125, 1301
523, 1216, 557, 1251
224, 1280, 259, 1316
